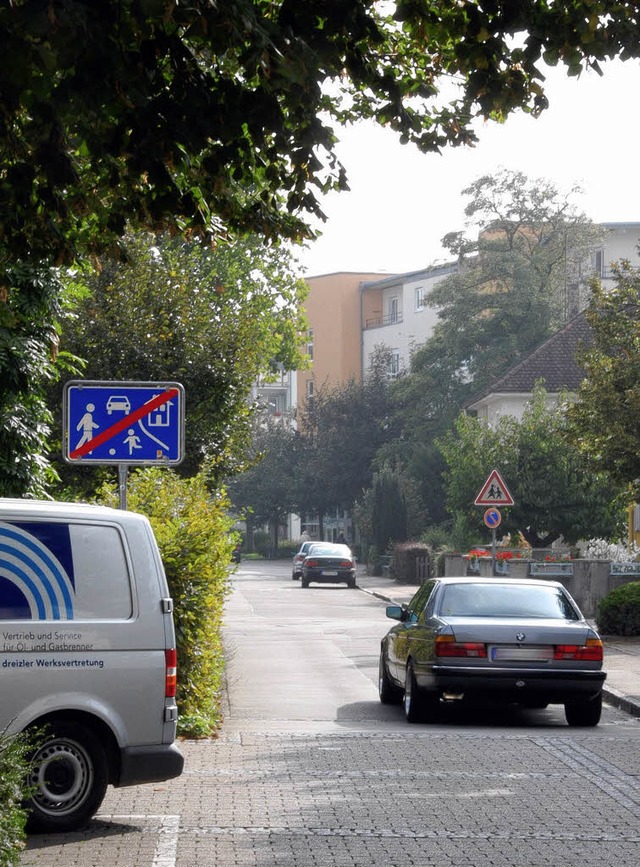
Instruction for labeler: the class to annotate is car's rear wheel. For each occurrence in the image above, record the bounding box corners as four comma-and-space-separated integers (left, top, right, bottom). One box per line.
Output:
564, 693, 602, 727
404, 661, 438, 723
301, 579, 310, 588
347, 577, 356, 588
379, 653, 403, 705
26, 721, 109, 833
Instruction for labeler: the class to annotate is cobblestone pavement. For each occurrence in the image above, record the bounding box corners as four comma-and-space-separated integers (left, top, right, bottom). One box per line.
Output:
21, 564, 640, 867
23, 727, 640, 867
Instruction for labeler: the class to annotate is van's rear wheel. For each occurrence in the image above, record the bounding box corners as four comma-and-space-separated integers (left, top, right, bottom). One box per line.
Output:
26, 722, 109, 833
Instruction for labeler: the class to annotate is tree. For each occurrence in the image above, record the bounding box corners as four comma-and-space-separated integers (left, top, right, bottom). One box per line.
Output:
355, 458, 426, 554
567, 263, 640, 498
227, 416, 303, 552
2, 3, 635, 264
294, 350, 399, 534
52, 233, 308, 490
4, 3, 640, 494
372, 170, 601, 528
371, 465, 408, 554
424, 170, 603, 399
0, 263, 78, 496
437, 387, 626, 547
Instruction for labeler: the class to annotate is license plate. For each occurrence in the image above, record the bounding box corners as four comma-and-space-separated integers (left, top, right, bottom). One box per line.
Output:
321, 570, 338, 576
491, 645, 553, 661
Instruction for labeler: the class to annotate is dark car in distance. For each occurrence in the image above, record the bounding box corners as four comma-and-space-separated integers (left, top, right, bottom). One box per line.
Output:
292, 541, 315, 580
301, 543, 357, 588
379, 576, 606, 726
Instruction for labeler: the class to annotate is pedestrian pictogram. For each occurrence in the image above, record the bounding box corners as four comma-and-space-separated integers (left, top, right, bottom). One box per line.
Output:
475, 470, 514, 506
63, 381, 185, 465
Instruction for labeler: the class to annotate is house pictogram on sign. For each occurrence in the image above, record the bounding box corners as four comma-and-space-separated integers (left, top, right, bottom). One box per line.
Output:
474, 469, 514, 506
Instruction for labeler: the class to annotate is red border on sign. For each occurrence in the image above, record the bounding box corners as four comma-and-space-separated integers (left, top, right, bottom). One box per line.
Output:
69, 388, 180, 460
484, 508, 502, 528
475, 469, 514, 506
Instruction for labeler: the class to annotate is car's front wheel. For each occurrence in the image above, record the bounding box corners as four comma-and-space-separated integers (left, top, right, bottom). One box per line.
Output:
26, 721, 109, 833
564, 693, 602, 727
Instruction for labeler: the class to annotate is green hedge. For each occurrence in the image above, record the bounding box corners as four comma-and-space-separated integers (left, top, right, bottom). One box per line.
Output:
390, 542, 434, 583
98, 468, 235, 736
597, 581, 640, 636
0, 731, 31, 866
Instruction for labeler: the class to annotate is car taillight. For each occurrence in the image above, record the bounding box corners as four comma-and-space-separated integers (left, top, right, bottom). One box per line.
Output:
306, 559, 318, 567
165, 648, 177, 697
554, 639, 603, 661
435, 635, 487, 658
339, 560, 354, 568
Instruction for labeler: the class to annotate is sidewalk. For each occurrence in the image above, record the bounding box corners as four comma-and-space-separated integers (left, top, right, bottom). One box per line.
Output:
357, 572, 640, 719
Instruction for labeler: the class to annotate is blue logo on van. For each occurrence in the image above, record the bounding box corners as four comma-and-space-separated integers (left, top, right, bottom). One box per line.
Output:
0, 522, 75, 620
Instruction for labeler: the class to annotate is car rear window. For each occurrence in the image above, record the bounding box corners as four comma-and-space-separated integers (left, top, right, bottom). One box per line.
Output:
308, 545, 350, 557
440, 583, 580, 620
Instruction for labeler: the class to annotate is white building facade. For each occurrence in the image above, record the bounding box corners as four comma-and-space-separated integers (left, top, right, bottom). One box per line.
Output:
360, 263, 457, 379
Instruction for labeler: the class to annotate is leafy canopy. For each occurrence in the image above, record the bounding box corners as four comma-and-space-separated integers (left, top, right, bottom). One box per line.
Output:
54, 233, 309, 487
437, 386, 625, 547
1, 1, 638, 263
372, 169, 600, 530
567, 263, 640, 497
424, 170, 602, 399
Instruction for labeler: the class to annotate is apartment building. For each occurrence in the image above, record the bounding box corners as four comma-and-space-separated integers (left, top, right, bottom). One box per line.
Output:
360, 262, 457, 379
297, 271, 395, 409
296, 223, 640, 408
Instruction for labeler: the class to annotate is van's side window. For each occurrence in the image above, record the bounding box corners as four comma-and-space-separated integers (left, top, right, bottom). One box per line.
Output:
70, 525, 133, 619
0, 521, 132, 621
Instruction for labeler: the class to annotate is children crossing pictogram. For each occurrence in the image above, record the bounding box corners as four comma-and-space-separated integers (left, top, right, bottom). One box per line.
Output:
474, 470, 514, 506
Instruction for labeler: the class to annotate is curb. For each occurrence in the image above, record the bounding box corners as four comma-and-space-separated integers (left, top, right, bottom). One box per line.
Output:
602, 684, 640, 719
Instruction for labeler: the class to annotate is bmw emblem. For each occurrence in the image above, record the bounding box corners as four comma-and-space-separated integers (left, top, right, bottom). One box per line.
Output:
516, 632, 526, 642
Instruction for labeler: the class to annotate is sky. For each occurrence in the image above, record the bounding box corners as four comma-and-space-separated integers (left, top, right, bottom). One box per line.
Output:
298, 59, 640, 278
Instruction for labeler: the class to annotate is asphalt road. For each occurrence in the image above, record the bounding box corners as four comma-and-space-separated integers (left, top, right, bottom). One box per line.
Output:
23, 558, 640, 867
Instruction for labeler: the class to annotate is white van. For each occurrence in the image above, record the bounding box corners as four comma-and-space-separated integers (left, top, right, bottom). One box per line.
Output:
0, 498, 184, 832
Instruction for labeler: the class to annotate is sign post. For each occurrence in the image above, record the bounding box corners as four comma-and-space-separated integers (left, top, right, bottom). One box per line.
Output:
475, 470, 514, 574
63, 381, 185, 509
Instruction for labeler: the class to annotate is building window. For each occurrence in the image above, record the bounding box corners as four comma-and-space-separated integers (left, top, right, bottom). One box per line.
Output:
306, 379, 314, 399
415, 286, 427, 310
593, 249, 604, 277
307, 329, 314, 360
388, 296, 399, 324
387, 350, 401, 379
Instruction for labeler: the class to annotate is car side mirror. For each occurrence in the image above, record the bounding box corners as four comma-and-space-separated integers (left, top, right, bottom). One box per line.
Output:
385, 604, 405, 621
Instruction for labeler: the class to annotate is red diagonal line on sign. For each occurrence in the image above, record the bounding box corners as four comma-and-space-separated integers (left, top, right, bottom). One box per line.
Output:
70, 388, 179, 459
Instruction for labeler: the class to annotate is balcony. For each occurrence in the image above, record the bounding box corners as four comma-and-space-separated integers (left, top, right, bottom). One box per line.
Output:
364, 312, 404, 330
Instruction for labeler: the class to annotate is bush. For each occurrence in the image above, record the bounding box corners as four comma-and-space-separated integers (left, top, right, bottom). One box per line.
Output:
252, 530, 270, 556
98, 468, 234, 736
597, 581, 640, 636
0, 731, 31, 865
391, 542, 434, 583
278, 539, 300, 558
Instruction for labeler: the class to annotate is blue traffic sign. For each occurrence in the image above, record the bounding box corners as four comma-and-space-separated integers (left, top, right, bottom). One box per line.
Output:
63, 381, 185, 465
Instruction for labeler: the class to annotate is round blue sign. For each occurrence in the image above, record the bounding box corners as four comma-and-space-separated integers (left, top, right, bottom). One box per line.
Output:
484, 508, 502, 528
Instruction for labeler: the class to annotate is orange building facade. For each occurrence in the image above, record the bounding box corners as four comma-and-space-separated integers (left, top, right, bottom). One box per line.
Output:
297, 271, 394, 410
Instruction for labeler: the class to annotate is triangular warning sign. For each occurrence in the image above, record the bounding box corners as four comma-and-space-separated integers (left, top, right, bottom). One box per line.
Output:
474, 469, 514, 506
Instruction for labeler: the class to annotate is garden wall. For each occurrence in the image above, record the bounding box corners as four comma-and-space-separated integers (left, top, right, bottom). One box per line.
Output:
443, 555, 640, 619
